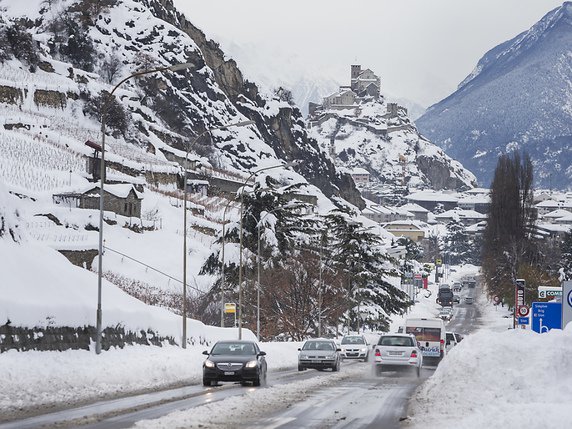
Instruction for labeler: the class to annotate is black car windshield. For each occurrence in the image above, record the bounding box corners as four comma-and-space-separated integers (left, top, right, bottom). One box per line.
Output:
378, 336, 414, 347
341, 336, 365, 344
211, 342, 256, 355
302, 341, 334, 351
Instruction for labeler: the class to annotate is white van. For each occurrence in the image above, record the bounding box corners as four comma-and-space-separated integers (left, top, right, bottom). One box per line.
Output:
404, 317, 446, 362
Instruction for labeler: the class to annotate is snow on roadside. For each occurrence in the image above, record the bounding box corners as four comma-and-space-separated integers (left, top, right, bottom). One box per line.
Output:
133, 364, 365, 429
408, 319, 572, 429
0, 342, 301, 413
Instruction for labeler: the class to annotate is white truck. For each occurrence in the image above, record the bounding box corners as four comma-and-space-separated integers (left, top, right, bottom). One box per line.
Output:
404, 317, 447, 363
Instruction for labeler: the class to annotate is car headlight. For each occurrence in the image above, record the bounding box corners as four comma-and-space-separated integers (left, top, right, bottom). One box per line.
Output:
245, 360, 258, 368
361, 348, 367, 352
204, 359, 215, 368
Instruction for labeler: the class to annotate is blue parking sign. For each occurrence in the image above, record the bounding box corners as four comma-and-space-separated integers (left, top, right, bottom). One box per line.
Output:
531, 302, 562, 333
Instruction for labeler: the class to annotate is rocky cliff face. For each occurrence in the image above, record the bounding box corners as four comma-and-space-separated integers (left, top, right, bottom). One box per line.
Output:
142, 0, 364, 207
0, 0, 363, 209
416, 2, 572, 188
308, 100, 476, 192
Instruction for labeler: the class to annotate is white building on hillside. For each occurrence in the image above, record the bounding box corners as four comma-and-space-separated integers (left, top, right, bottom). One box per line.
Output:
351, 168, 370, 186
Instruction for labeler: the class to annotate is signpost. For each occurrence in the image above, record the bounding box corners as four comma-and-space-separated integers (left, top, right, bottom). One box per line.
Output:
515, 279, 526, 328
517, 317, 529, 325
562, 281, 572, 330
531, 302, 562, 333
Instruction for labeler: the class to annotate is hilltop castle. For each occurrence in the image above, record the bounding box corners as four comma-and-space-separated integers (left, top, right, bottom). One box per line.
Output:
308, 64, 408, 125
309, 65, 381, 117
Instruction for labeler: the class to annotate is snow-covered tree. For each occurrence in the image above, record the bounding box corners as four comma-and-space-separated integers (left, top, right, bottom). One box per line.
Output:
325, 208, 409, 332
442, 218, 475, 265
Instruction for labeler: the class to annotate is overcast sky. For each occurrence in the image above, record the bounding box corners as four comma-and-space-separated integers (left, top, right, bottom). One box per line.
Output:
175, 0, 564, 107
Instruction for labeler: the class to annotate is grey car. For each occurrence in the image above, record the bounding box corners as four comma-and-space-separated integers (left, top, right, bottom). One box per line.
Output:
298, 339, 341, 372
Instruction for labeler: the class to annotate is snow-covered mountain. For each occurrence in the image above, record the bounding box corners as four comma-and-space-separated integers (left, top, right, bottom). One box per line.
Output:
0, 0, 367, 340
416, 2, 572, 189
308, 99, 476, 192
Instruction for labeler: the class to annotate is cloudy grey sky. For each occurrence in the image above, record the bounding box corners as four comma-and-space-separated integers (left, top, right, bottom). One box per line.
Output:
175, 0, 564, 107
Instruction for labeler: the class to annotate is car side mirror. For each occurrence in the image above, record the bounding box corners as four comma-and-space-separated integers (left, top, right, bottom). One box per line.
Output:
297, 348, 301, 351
446, 341, 450, 346
372, 344, 376, 349
202, 350, 209, 355
258, 351, 267, 356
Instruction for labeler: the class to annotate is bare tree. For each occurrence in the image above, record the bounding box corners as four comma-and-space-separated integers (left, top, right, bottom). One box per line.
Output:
101, 53, 122, 84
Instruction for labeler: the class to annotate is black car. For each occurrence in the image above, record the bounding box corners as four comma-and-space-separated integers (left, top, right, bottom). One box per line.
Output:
202, 340, 267, 387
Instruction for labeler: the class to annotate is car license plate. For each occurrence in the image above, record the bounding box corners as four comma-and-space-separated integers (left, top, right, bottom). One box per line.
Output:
224, 371, 234, 375
389, 351, 402, 356
312, 359, 322, 363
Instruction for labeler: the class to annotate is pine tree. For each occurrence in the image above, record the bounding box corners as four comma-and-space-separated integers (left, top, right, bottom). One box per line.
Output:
325, 209, 409, 332
442, 218, 474, 264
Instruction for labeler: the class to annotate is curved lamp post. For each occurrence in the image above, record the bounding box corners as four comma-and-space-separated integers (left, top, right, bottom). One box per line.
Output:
181, 120, 254, 348
237, 161, 299, 339
96, 61, 194, 355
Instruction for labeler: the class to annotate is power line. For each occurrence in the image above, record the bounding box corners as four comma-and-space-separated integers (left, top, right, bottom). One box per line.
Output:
103, 245, 206, 295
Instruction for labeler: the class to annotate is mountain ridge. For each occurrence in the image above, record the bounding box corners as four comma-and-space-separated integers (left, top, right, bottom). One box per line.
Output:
416, 2, 572, 188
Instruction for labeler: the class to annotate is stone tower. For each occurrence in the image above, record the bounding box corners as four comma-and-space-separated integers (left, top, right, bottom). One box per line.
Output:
351, 65, 361, 91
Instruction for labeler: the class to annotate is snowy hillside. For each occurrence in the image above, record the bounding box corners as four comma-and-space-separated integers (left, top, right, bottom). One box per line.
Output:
416, 2, 572, 188
0, 0, 360, 342
0, 0, 415, 348
308, 99, 477, 191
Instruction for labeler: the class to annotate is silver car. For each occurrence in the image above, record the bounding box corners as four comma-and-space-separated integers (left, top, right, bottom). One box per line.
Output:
339, 335, 369, 361
373, 333, 423, 377
298, 339, 341, 372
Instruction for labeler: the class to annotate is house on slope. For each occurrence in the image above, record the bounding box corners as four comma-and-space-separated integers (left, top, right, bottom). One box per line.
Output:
53, 184, 143, 218
398, 203, 429, 222
457, 194, 490, 214
536, 199, 572, 217
382, 220, 425, 242
350, 167, 370, 186
406, 191, 459, 213
434, 209, 486, 226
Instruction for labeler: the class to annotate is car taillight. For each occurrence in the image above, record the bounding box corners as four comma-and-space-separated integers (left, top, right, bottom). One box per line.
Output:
410, 350, 417, 358
375, 349, 381, 357
440, 339, 445, 350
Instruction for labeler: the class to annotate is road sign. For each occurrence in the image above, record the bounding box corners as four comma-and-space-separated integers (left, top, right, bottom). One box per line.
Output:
518, 305, 529, 317
531, 302, 562, 333
538, 286, 562, 300
518, 317, 529, 325
563, 281, 572, 329
493, 295, 500, 304
436, 258, 442, 266
224, 302, 236, 314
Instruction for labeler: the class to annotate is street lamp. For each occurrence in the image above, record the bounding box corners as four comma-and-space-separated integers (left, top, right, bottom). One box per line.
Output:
181, 120, 254, 348
96, 61, 194, 355
237, 161, 298, 339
